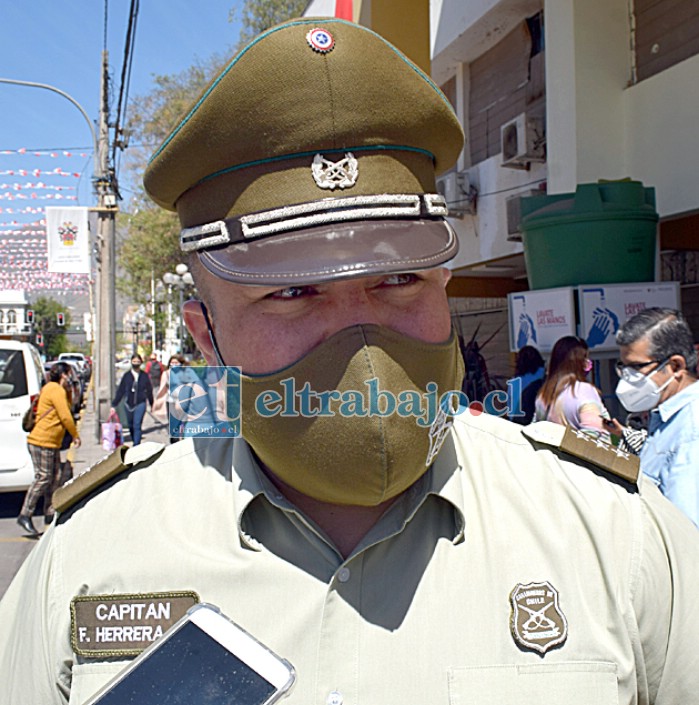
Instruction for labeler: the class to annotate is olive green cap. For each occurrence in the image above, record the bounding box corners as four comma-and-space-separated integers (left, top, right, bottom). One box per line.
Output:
143, 18, 464, 285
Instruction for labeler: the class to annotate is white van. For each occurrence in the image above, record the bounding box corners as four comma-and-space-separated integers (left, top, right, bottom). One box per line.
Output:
0, 340, 44, 493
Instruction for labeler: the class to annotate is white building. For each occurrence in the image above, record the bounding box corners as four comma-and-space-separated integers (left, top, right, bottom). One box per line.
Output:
0, 290, 32, 337
304, 0, 699, 378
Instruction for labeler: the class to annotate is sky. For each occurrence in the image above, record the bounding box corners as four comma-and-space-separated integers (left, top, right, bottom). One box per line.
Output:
0, 0, 245, 294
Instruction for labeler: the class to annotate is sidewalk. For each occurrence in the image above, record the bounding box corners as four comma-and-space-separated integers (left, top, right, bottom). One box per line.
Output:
67, 388, 170, 476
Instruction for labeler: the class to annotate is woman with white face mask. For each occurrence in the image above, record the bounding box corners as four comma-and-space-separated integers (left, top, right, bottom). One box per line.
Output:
534, 335, 612, 441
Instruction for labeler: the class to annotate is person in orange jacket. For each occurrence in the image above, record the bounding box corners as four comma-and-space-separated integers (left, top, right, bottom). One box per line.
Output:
17, 361, 81, 536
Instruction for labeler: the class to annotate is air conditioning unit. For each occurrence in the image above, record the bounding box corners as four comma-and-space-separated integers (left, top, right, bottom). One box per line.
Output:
436, 171, 475, 217
501, 113, 546, 169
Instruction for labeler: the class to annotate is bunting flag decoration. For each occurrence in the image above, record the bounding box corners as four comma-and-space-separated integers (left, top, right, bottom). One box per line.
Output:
1, 150, 94, 292
0, 148, 91, 158
0, 182, 75, 191
0, 207, 45, 215
0, 193, 78, 201
46, 206, 90, 274
0, 169, 81, 177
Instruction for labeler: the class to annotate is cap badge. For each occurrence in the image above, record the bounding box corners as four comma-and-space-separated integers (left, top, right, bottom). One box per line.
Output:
312, 152, 359, 190
510, 581, 568, 655
306, 28, 335, 53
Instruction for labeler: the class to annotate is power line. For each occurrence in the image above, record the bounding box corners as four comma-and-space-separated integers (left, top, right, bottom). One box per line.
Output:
112, 0, 140, 171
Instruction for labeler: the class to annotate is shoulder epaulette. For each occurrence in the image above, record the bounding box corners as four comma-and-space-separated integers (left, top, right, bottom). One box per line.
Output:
521, 421, 640, 484
54, 442, 165, 514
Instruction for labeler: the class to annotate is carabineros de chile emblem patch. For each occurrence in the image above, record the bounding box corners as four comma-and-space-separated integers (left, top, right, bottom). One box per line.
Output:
510, 581, 568, 655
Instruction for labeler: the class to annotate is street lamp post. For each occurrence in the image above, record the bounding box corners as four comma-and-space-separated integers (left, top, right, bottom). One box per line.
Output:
0, 69, 117, 437
128, 307, 146, 356
162, 264, 194, 357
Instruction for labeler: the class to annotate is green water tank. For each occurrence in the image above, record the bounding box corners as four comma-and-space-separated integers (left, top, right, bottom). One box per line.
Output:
519, 180, 658, 290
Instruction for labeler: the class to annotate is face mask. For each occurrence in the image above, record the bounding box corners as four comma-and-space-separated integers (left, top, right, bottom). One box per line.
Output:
132, 363, 141, 371
237, 324, 465, 506
583, 359, 593, 374
615, 366, 673, 412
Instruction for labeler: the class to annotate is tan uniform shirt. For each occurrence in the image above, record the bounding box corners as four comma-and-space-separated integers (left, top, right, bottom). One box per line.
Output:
1, 412, 698, 704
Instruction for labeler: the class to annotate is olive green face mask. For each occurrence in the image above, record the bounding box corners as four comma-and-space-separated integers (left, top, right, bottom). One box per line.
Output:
237, 324, 465, 506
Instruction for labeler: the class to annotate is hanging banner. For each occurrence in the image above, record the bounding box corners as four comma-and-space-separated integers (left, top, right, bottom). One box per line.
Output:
46, 206, 90, 273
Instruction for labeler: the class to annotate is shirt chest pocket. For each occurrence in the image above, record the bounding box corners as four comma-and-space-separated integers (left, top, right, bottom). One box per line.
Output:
448, 662, 618, 705
68, 661, 131, 704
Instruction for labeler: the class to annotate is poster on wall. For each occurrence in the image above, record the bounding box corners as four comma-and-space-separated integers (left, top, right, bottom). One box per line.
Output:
508, 288, 576, 353
578, 282, 681, 352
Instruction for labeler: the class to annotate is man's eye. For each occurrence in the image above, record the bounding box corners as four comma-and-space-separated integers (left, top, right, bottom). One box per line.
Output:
381, 273, 419, 287
268, 286, 315, 299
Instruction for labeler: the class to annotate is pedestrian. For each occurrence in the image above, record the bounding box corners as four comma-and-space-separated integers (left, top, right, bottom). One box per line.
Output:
145, 352, 163, 389
1, 18, 698, 704
614, 307, 699, 526
508, 344, 545, 424
110, 353, 153, 446
16, 361, 81, 536
151, 353, 185, 443
534, 335, 611, 440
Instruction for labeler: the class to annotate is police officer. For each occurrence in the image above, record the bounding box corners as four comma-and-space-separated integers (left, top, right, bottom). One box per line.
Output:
0, 18, 697, 704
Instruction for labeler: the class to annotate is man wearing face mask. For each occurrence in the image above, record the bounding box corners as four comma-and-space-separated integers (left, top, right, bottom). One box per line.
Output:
615, 307, 699, 526
1, 19, 699, 705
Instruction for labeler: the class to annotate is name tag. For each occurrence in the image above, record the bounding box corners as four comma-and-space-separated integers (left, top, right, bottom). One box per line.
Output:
71, 591, 199, 658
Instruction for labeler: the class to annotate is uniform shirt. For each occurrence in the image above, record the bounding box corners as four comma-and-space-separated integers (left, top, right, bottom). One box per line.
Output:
1, 413, 698, 704
641, 379, 699, 526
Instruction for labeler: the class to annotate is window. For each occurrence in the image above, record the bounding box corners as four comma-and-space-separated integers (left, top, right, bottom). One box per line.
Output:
0, 350, 29, 399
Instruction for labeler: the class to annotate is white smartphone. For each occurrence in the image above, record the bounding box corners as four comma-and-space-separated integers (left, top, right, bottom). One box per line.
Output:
84, 603, 296, 705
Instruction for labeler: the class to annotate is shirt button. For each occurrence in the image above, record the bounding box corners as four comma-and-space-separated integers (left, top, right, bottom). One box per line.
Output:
327, 691, 343, 705
337, 567, 351, 583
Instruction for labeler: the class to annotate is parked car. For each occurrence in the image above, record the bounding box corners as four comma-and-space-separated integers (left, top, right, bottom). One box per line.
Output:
0, 340, 44, 493
58, 352, 91, 382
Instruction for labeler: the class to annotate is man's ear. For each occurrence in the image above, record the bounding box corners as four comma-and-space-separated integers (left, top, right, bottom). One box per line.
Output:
183, 300, 217, 365
669, 354, 687, 374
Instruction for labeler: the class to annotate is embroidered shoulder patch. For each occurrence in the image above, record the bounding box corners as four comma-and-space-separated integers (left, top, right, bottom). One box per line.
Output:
510, 581, 568, 655
71, 591, 199, 658
521, 421, 640, 484
54, 442, 165, 516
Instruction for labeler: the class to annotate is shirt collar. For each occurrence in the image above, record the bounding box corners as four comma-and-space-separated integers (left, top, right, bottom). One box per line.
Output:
656, 379, 699, 423
231, 431, 466, 550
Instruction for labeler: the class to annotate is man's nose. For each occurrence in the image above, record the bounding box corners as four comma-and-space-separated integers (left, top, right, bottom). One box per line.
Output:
322, 282, 384, 334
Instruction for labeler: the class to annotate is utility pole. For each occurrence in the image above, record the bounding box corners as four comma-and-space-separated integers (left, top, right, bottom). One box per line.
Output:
94, 49, 117, 430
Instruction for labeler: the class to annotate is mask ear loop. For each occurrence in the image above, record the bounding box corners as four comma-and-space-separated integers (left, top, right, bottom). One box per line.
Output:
200, 302, 227, 366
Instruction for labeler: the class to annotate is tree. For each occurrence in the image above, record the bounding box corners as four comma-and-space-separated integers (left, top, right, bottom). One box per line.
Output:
30, 297, 71, 358
233, 0, 311, 44
116, 0, 309, 303
117, 57, 227, 303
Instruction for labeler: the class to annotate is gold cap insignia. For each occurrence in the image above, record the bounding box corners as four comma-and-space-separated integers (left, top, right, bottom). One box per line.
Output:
510, 581, 568, 654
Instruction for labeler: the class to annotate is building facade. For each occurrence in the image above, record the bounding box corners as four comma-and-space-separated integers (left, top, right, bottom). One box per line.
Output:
303, 0, 699, 386
0, 290, 32, 338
